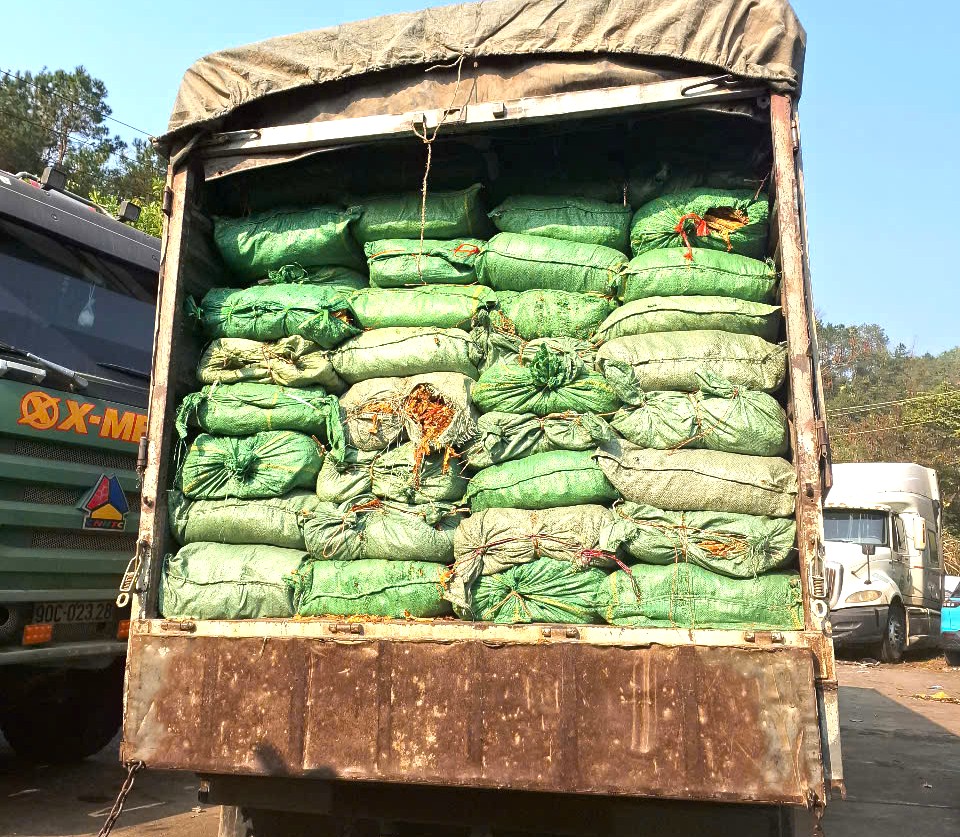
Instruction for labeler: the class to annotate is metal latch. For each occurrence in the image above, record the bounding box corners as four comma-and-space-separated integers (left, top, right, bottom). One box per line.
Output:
541, 627, 580, 639
116, 539, 150, 608
135, 434, 148, 487
329, 622, 364, 635
160, 620, 197, 633
162, 187, 174, 216
744, 630, 785, 645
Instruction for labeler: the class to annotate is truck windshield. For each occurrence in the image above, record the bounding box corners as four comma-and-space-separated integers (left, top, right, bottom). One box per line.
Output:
823, 510, 888, 546
0, 218, 155, 384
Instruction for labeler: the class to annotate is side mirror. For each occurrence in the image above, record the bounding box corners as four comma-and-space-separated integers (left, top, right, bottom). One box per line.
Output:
913, 518, 927, 551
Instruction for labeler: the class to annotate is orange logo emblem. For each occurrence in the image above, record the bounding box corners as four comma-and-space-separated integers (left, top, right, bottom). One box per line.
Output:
18, 391, 61, 430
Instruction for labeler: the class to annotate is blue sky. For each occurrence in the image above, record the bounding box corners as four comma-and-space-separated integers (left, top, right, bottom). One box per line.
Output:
4, 1, 957, 354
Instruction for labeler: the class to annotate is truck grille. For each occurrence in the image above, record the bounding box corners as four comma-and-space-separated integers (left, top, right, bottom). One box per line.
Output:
20, 484, 84, 505
30, 530, 137, 552
0, 437, 135, 471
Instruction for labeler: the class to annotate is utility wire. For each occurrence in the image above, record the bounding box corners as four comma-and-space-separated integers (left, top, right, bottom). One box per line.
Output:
0, 68, 153, 138
0, 108, 144, 170
831, 418, 945, 438
828, 387, 960, 417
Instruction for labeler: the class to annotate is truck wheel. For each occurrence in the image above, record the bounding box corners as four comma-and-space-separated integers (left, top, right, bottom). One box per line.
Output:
946, 650, 960, 667
877, 602, 906, 664
0, 658, 124, 762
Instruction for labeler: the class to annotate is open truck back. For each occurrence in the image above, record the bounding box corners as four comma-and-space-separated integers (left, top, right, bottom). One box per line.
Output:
121, 1, 842, 833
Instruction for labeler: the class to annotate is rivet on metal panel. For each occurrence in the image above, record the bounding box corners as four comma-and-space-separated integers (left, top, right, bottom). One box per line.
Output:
564, 627, 580, 639
540, 627, 553, 638
771, 632, 785, 644
805, 482, 815, 498
744, 631, 756, 643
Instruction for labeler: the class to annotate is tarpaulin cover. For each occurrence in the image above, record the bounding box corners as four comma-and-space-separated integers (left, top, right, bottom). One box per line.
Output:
213, 206, 363, 278
457, 557, 607, 623
289, 559, 451, 618
465, 449, 618, 511
180, 431, 323, 500
597, 564, 804, 629
446, 504, 617, 611
491, 289, 615, 340
596, 295, 781, 342
196, 336, 345, 393
364, 239, 485, 288
478, 232, 626, 295
465, 410, 612, 469
488, 195, 632, 251
160, 542, 307, 619
163, 0, 804, 145
350, 285, 495, 330
168, 489, 319, 549
197, 285, 361, 348
600, 501, 796, 578
595, 439, 797, 518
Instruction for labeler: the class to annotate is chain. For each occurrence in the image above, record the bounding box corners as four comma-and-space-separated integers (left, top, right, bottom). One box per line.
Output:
96, 760, 145, 837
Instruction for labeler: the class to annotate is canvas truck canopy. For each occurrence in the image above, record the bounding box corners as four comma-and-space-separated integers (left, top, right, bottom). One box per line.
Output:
160, 0, 804, 152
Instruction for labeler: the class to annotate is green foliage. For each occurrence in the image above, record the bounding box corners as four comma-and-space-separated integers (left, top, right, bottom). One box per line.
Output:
0, 66, 165, 238
818, 320, 960, 573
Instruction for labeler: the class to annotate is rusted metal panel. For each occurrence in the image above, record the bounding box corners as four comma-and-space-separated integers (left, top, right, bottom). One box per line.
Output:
122, 634, 823, 804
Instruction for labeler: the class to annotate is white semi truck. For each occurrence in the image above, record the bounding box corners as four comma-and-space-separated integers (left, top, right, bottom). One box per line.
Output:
824, 463, 944, 662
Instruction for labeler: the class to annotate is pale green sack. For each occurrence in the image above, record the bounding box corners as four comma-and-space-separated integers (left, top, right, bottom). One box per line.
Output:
488, 195, 632, 251
491, 289, 615, 340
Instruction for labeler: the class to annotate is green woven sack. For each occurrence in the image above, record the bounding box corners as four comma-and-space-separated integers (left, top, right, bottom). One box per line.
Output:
315, 447, 378, 504
302, 500, 465, 563
595, 440, 797, 518
197, 285, 360, 348
609, 374, 788, 457
261, 263, 368, 290
168, 489, 318, 549
596, 296, 781, 342
289, 559, 452, 618
492, 290, 615, 340
331, 327, 482, 383
160, 542, 308, 619
600, 502, 796, 578
477, 232, 627, 295
364, 238, 485, 287
340, 372, 477, 455
596, 330, 787, 393
472, 339, 621, 416
629, 189, 770, 259
371, 442, 468, 505
488, 195, 632, 251
176, 383, 345, 456
597, 565, 803, 630
213, 206, 363, 279
620, 249, 778, 304
446, 505, 617, 612
350, 285, 495, 331
465, 450, 618, 512
196, 337, 345, 393
465, 411, 612, 469
457, 557, 607, 624
180, 431, 323, 500
353, 184, 490, 243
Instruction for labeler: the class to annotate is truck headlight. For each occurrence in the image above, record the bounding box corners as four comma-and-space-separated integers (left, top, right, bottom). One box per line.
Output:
845, 589, 883, 604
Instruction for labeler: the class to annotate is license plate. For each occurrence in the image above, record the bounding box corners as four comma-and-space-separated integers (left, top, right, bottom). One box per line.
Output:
33, 601, 115, 624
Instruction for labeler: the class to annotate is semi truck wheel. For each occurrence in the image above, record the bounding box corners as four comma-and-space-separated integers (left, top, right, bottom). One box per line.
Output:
945, 650, 960, 667
0, 658, 124, 762
877, 602, 906, 664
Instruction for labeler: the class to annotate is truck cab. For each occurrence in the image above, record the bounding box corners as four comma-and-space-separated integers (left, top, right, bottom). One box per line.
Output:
942, 574, 960, 667
0, 169, 159, 760
824, 463, 943, 662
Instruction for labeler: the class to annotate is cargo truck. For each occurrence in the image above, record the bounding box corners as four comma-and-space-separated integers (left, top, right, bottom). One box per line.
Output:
0, 167, 159, 760
121, 1, 843, 834
824, 463, 944, 663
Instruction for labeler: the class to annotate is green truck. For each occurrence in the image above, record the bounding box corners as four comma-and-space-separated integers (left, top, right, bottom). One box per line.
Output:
0, 168, 158, 761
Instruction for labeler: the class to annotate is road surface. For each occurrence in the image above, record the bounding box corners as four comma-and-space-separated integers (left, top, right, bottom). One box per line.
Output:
1, 656, 958, 836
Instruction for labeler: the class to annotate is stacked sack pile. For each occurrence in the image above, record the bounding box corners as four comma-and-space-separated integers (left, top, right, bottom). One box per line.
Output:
160, 182, 803, 632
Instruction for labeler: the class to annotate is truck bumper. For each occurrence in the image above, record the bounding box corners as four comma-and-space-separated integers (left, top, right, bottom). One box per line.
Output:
0, 639, 127, 666
941, 630, 960, 651
829, 606, 886, 646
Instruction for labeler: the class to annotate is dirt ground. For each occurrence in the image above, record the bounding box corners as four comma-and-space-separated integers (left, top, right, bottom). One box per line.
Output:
1, 654, 957, 837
